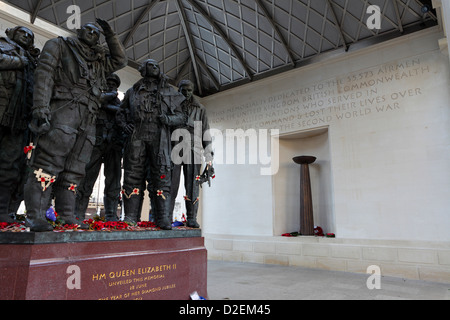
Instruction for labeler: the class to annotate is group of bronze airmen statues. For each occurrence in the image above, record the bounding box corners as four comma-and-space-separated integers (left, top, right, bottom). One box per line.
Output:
0, 20, 214, 232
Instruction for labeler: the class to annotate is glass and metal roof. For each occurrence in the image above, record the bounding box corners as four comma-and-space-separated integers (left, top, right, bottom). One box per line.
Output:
3, 0, 438, 96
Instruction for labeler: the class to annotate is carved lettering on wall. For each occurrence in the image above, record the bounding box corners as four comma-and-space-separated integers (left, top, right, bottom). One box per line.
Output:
209, 56, 431, 134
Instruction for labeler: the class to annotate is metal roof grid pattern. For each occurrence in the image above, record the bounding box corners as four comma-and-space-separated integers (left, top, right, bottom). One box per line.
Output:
3, 0, 437, 97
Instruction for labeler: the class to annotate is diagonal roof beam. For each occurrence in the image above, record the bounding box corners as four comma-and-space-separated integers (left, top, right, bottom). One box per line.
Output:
123, 0, 160, 47
255, 0, 295, 66
393, 0, 404, 33
326, 0, 349, 52
414, 0, 438, 21
175, 0, 203, 96
30, 0, 43, 24
174, 57, 193, 86
184, 0, 253, 80
195, 54, 220, 91
174, 55, 220, 93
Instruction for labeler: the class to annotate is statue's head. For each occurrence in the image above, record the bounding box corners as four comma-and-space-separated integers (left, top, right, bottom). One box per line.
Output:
77, 23, 101, 47
178, 79, 194, 101
6, 26, 34, 49
106, 73, 121, 91
139, 59, 161, 79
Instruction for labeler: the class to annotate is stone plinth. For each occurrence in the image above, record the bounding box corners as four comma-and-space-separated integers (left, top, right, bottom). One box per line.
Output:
0, 230, 207, 300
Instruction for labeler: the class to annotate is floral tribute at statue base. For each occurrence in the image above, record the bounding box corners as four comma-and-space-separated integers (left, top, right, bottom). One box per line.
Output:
0, 208, 193, 233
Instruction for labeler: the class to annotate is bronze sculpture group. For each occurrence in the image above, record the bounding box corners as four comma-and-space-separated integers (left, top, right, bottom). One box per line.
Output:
0, 21, 213, 232
0, 26, 39, 224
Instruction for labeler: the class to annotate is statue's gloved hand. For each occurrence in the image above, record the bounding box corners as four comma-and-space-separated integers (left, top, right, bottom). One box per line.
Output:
96, 18, 114, 37
32, 106, 51, 124
29, 106, 51, 135
100, 91, 118, 104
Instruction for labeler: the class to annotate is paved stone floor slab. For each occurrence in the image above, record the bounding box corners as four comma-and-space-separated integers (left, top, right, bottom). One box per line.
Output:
207, 261, 450, 300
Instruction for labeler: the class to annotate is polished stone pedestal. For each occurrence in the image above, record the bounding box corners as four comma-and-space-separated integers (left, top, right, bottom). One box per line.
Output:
0, 230, 207, 300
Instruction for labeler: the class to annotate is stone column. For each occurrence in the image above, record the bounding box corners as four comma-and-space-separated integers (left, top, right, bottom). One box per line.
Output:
293, 156, 316, 236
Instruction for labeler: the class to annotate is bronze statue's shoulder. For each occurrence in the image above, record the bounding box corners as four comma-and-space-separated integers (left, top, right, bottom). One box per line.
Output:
0, 37, 17, 52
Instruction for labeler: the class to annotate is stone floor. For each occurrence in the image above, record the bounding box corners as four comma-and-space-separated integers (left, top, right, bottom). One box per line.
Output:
207, 261, 450, 300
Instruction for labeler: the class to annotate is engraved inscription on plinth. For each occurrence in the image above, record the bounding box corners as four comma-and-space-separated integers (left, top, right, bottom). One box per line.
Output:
0, 231, 207, 300
86, 255, 182, 300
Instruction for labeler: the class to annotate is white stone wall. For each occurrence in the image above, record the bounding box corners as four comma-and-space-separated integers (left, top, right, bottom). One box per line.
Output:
201, 28, 450, 282
201, 27, 450, 243
205, 234, 450, 283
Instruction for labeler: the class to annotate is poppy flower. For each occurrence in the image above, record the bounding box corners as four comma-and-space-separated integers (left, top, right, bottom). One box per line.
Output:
24, 145, 34, 154
138, 221, 157, 228
156, 190, 167, 200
